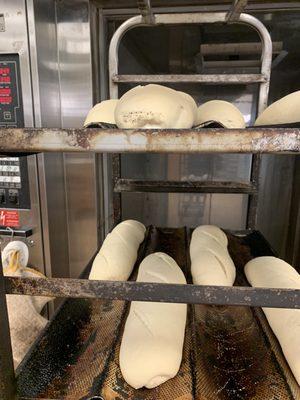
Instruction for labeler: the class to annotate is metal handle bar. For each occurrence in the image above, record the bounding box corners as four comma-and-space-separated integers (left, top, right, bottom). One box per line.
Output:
108, 12, 272, 114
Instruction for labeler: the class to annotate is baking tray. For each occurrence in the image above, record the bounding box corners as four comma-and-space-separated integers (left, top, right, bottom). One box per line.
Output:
16, 228, 300, 400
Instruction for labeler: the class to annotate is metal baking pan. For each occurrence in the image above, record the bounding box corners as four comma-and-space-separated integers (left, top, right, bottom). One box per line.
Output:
16, 228, 300, 400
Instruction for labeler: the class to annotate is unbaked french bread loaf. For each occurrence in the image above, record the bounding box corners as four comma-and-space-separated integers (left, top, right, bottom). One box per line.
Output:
255, 90, 300, 125
120, 252, 187, 389
244, 256, 300, 385
84, 99, 118, 127
89, 220, 146, 281
196, 100, 246, 128
115, 84, 197, 129
190, 225, 236, 286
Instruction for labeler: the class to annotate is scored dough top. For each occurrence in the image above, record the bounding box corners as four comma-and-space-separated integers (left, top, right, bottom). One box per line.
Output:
191, 224, 228, 247
137, 252, 186, 284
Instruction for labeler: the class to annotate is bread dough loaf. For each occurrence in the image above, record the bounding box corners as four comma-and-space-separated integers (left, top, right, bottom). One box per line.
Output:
244, 256, 300, 385
196, 100, 246, 128
84, 99, 118, 127
255, 90, 300, 125
120, 252, 187, 389
190, 225, 236, 286
115, 84, 197, 129
89, 220, 146, 281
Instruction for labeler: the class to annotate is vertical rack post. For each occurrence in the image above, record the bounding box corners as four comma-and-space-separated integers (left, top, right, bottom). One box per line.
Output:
247, 154, 261, 229
112, 154, 122, 224
0, 257, 16, 399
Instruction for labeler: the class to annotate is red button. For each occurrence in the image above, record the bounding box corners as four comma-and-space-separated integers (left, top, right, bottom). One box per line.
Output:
0, 76, 10, 83
0, 96, 12, 103
0, 67, 10, 75
0, 88, 11, 95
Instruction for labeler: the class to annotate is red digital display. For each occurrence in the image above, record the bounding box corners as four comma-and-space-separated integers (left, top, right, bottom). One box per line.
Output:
0, 67, 10, 75
0, 88, 11, 95
0, 96, 12, 103
0, 76, 10, 83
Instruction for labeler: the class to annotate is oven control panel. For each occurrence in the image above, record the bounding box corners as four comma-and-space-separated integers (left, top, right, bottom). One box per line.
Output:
0, 53, 24, 127
0, 54, 30, 209
0, 156, 30, 209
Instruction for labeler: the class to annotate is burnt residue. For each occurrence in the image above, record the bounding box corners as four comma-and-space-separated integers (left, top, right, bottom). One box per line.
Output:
114, 179, 257, 194
194, 304, 267, 400
17, 298, 93, 398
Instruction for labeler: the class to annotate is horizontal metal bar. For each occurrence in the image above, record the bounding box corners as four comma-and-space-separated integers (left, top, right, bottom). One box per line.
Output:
0, 227, 33, 238
0, 128, 299, 154
112, 74, 267, 84
114, 179, 257, 194
4, 276, 300, 309
102, 4, 300, 16
200, 41, 282, 56
203, 60, 261, 68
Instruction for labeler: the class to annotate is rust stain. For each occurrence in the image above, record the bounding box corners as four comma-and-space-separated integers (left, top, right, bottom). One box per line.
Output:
0, 128, 299, 154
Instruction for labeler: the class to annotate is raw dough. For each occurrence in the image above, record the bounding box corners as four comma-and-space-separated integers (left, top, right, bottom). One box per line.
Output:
119, 252, 187, 389
190, 225, 236, 286
255, 90, 300, 125
84, 99, 118, 127
244, 256, 300, 385
115, 84, 197, 129
196, 100, 246, 128
89, 220, 146, 281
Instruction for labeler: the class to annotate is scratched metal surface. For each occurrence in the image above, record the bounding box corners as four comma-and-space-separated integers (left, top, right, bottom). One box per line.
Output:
0, 127, 300, 154
16, 228, 300, 400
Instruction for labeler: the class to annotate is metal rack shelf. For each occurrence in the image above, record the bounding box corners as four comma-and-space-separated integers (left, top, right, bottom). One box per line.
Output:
0, 127, 300, 154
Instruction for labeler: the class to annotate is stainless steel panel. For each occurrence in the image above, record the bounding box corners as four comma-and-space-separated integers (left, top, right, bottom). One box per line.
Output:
257, 154, 295, 257
56, 0, 94, 129
122, 192, 247, 229
56, 0, 98, 277
63, 153, 98, 278
36, 153, 69, 279
27, 0, 99, 279
28, 0, 61, 128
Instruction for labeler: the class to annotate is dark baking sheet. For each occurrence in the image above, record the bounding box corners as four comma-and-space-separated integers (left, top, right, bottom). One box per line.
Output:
16, 228, 300, 400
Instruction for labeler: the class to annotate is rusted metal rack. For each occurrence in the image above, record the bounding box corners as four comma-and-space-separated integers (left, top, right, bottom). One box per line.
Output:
108, 11, 272, 228
0, 126, 300, 400
1, 3, 300, 399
